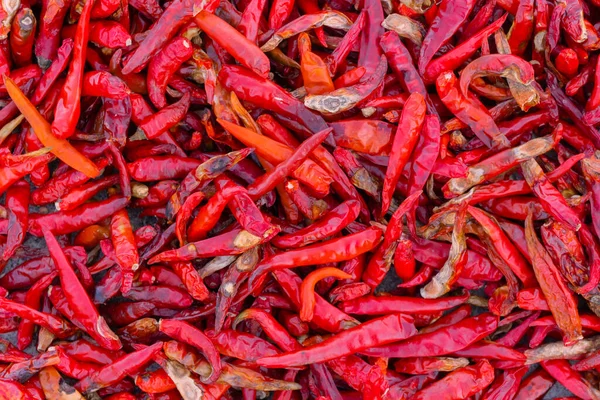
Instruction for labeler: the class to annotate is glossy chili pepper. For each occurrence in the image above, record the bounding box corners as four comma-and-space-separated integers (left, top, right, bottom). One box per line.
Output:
50, 0, 93, 140
147, 36, 193, 108
248, 227, 382, 293
258, 314, 416, 367
121, 0, 219, 74
43, 230, 122, 349
4, 76, 99, 178
75, 342, 163, 393
9, 8, 35, 67
418, 0, 476, 73
380, 93, 425, 216
362, 313, 499, 358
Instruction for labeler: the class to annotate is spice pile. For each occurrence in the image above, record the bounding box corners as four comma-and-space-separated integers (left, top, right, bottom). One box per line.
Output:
2, 0, 600, 397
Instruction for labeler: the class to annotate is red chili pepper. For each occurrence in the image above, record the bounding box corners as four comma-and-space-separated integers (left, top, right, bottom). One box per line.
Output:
418, 0, 476, 73
248, 227, 382, 293
258, 314, 416, 367
362, 313, 499, 358
75, 342, 163, 393
2, 180, 29, 260
411, 360, 495, 400
380, 93, 425, 216
43, 230, 122, 349
159, 319, 222, 383
50, 0, 94, 140
147, 36, 193, 108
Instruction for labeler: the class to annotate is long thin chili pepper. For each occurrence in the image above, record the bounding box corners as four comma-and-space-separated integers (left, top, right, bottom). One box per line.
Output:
247, 227, 382, 293
50, 0, 94, 140
258, 314, 416, 367
43, 230, 122, 350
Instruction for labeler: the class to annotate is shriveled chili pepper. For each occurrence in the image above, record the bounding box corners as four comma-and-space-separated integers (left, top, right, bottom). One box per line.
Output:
525, 209, 583, 344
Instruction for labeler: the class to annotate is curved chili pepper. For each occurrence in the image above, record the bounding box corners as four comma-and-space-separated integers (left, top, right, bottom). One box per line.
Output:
147, 36, 193, 108
272, 200, 360, 248
136, 92, 190, 140
299, 267, 351, 322
159, 319, 222, 384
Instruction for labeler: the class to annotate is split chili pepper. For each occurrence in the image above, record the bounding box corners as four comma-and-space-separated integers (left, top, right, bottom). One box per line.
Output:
2, 180, 29, 260
525, 209, 583, 345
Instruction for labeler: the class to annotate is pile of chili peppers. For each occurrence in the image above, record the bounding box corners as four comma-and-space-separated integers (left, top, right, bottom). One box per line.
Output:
5, 0, 600, 397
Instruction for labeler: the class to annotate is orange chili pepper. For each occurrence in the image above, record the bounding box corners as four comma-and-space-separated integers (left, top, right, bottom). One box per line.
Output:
300, 267, 352, 322
3, 75, 101, 178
